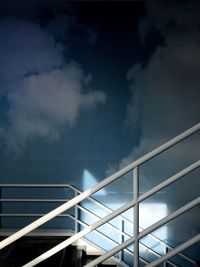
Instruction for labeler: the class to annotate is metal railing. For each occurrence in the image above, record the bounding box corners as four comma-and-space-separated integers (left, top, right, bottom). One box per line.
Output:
20, 172, 200, 267
0, 184, 180, 266
0, 183, 195, 266
0, 122, 199, 266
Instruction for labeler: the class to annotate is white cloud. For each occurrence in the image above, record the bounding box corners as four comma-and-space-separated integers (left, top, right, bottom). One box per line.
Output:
0, 18, 106, 153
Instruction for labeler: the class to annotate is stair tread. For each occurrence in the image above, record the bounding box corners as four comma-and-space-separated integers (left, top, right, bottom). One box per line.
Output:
0, 238, 85, 267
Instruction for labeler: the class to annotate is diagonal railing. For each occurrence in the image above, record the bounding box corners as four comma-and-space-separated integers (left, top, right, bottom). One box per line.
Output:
83, 198, 200, 267
1, 183, 194, 265
68, 184, 196, 265
0, 122, 199, 266
20, 162, 199, 266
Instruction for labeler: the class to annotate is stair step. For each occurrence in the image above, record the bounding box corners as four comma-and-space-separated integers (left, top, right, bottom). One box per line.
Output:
0, 237, 84, 267
0, 236, 118, 267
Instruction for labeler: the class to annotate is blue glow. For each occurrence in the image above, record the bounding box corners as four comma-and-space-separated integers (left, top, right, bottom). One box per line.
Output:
82, 169, 106, 195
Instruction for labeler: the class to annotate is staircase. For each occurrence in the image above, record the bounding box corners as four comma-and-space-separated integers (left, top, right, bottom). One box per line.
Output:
0, 235, 115, 267
0, 123, 199, 266
0, 232, 121, 267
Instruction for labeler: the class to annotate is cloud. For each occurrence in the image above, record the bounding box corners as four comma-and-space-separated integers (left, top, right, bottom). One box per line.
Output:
0, 17, 106, 153
107, 2, 200, 190
139, 1, 200, 43
0, 18, 64, 80
106, 4, 200, 244
128, 2, 200, 156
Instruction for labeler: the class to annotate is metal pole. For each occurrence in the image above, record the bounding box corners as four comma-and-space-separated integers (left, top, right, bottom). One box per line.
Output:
134, 167, 139, 267
74, 191, 79, 233
0, 187, 1, 228
0, 123, 199, 249
163, 245, 168, 267
119, 218, 124, 261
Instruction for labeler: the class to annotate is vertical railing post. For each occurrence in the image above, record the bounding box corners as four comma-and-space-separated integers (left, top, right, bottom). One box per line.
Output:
163, 245, 169, 267
0, 186, 1, 228
133, 167, 139, 267
119, 218, 124, 262
75, 190, 79, 233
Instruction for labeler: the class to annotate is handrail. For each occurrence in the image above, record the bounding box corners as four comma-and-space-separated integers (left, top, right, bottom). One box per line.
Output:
67, 185, 195, 265
0, 183, 195, 264
0, 185, 181, 266
1, 183, 194, 264
21, 161, 199, 266
0, 191, 179, 267
0, 123, 199, 250
23, 196, 200, 267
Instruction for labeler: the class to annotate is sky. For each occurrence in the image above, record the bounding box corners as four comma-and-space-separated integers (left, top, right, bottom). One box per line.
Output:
0, 1, 199, 190
0, 0, 200, 256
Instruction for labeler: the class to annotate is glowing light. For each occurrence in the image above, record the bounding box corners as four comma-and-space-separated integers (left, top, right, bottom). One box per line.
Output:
82, 169, 106, 195
140, 203, 167, 239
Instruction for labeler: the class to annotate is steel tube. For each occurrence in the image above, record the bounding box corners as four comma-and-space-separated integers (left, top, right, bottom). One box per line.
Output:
133, 167, 139, 267
0, 199, 69, 202
69, 185, 195, 265
0, 213, 69, 217
74, 191, 79, 233
0, 123, 199, 249
22, 200, 135, 267
1, 160, 199, 251
0, 184, 71, 187
0, 184, 194, 264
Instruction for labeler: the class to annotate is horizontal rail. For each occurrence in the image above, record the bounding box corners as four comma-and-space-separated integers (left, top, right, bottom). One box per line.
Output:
0, 197, 177, 266
147, 234, 200, 267
22, 197, 200, 267
0, 159, 199, 250
0, 122, 199, 267
0, 183, 195, 264
0, 184, 72, 188
68, 185, 195, 265
0, 213, 69, 217
84, 197, 200, 267
0, 199, 69, 202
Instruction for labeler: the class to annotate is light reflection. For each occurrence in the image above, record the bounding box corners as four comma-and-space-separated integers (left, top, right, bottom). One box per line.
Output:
81, 169, 168, 256
83, 169, 106, 195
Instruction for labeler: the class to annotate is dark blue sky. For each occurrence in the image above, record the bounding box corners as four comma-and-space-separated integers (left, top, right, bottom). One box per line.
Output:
0, 1, 199, 191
